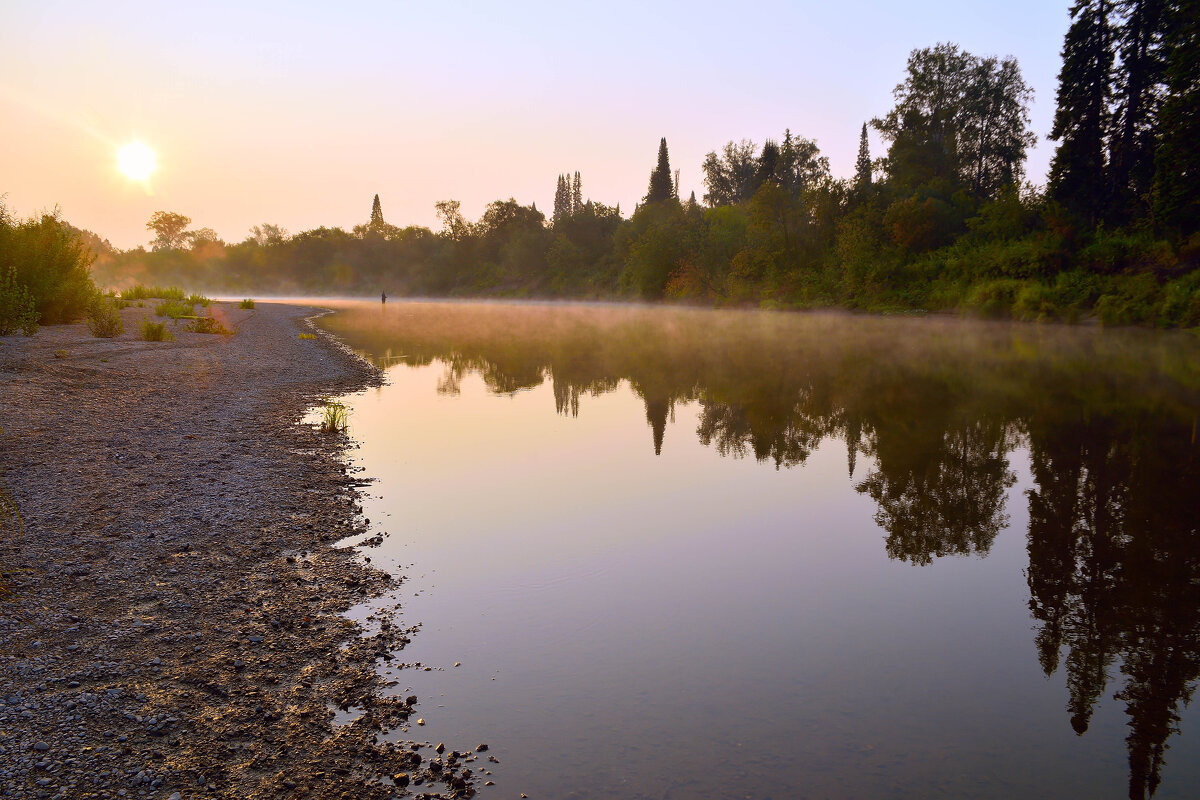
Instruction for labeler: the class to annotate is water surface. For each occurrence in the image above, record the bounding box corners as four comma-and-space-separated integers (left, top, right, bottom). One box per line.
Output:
316, 301, 1200, 799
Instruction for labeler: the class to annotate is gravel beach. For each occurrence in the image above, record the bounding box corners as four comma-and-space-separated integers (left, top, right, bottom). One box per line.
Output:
0, 302, 476, 799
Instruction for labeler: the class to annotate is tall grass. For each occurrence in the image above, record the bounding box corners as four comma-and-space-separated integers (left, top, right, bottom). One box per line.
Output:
138, 318, 174, 341
239, 298, 255, 309
121, 284, 186, 301
155, 299, 194, 319
319, 398, 350, 433
86, 296, 124, 338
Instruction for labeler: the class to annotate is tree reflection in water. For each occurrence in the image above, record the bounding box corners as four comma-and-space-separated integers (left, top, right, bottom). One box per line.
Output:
322, 301, 1200, 798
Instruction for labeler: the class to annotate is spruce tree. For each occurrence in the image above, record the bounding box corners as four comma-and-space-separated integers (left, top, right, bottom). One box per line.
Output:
646, 138, 676, 203
1048, 0, 1116, 222
855, 123, 873, 190
1108, 0, 1171, 221
553, 175, 570, 224
1153, 0, 1200, 237
572, 171, 583, 213
370, 194, 384, 230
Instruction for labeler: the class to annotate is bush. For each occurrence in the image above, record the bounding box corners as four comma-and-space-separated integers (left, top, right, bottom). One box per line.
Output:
961, 279, 1025, 318
1094, 273, 1162, 326
86, 296, 124, 338
186, 293, 211, 307
138, 318, 173, 341
239, 298, 255, 309
155, 300, 194, 319
0, 205, 96, 324
187, 316, 231, 335
0, 264, 39, 336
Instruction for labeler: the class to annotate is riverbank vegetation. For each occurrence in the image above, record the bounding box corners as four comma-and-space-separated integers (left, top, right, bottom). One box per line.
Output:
10, 1, 1200, 329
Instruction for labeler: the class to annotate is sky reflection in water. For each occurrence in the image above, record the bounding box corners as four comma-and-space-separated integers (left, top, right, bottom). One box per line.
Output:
316, 300, 1200, 800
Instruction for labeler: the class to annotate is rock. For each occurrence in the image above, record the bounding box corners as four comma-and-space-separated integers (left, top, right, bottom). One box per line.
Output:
476, 743, 489, 752
416, 718, 425, 725
435, 742, 445, 754
32, 741, 49, 751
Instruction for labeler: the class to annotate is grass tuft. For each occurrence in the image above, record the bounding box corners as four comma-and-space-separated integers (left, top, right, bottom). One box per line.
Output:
139, 318, 174, 342
239, 298, 256, 309
87, 296, 124, 338
121, 284, 187, 301
319, 398, 350, 433
298, 332, 317, 340
54, 349, 67, 358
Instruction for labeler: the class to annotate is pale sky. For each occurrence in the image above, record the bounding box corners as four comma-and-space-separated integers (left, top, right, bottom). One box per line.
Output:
1, 0, 1071, 249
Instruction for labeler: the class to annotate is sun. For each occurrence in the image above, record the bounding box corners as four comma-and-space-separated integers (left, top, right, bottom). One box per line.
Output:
117, 142, 157, 181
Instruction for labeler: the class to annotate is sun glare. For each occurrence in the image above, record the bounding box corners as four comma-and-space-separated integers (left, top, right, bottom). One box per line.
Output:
117, 141, 157, 181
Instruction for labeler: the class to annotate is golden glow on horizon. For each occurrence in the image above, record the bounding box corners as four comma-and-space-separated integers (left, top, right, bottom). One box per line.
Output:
117, 141, 157, 181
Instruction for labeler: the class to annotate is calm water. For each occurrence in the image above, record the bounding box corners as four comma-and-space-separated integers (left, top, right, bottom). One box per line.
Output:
314, 300, 1200, 799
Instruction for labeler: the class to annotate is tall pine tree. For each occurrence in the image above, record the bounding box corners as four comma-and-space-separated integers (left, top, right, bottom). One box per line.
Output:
1049, 0, 1116, 222
553, 175, 570, 224
572, 171, 583, 213
646, 138, 676, 203
855, 122, 872, 190
1153, 0, 1200, 238
1108, 0, 1171, 221
369, 194, 384, 231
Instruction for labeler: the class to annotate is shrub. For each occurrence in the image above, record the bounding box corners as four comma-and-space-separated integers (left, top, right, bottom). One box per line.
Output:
239, 298, 255, 309
0, 205, 95, 324
155, 300, 194, 319
86, 296, 124, 338
186, 316, 231, 335
186, 293, 211, 307
138, 318, 173, 341
1094, 273, 1162, 326
961, 279, 1025, 318
0, 264, 39, 336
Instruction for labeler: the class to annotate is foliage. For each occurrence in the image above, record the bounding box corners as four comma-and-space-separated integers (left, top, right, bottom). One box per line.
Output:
318, 398, 349, 433
239, 298, 256, 309
155, 300, 194, 319
86, 296, 124, 338
146, 211, 192, 250
0, 202, 97, 324
121, 284, 186, 301
138, 318, 174, 341
0, 263, 39, 336
645, 138, 676, 204
186, 316, 232, 335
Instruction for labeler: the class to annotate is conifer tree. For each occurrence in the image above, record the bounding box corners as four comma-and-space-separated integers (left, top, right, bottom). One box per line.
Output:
1048, 0, 1116, 222
369, 194, 384, 230
1153, 0, 1200, 237
646, 138, 676, 203
855, 123, 873, 189
1108, 0, 1171, 220
553, 175, 570, 224
572, 171, 583, 213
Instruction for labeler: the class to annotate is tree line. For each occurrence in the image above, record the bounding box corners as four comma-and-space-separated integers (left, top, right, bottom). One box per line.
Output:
6, 1, 1197, 332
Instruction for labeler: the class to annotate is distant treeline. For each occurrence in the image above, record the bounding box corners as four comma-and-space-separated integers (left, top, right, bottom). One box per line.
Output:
61, 3, 1200, 327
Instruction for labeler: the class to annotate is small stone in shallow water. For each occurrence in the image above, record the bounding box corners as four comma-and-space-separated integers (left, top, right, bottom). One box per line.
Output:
416, 718, 425, 725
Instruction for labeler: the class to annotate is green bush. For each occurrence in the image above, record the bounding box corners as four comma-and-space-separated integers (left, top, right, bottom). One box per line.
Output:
0, 264, 39, 336
1094, 273, 1162, 326
962, 279, 1026, 318
155, 299, 194, 319
138, 318, 173, 341
186, 293, 211, 307
86, 296, 124, 338
0, 205, 96, 324
239, 298, 255, 309
1157, 271, 1200, 328
187, 316, 231, 335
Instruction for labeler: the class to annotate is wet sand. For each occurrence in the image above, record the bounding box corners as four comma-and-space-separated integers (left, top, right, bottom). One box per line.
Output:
0, 303, 476, 799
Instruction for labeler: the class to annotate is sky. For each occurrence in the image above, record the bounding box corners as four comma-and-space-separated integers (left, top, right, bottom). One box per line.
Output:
0, 0, 1072, 250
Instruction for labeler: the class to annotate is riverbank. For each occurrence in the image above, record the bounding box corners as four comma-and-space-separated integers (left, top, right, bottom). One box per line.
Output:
0, 303, 476, 799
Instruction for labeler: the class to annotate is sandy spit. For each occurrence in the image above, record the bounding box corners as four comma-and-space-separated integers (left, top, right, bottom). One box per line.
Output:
0, 302, 476, 799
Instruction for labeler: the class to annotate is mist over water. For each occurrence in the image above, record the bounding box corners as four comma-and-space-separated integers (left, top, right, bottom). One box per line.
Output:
316, 300, 1200, 799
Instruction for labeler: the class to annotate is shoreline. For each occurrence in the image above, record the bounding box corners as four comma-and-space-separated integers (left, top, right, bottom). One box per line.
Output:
0, 303, 476, 799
